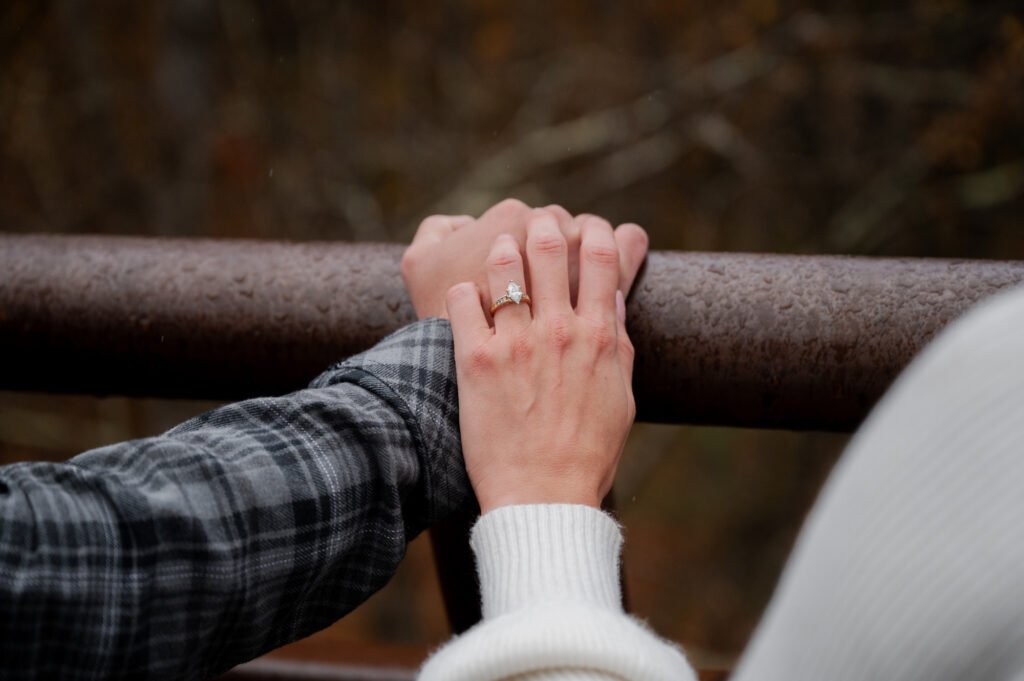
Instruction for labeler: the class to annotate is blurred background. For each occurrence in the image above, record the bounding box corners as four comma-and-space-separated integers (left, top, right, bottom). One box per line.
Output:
1, 0, 1022, 671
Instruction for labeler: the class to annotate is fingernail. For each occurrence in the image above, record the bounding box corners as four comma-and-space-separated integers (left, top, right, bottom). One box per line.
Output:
497, 233, 515, 242
616, 290, 626, 324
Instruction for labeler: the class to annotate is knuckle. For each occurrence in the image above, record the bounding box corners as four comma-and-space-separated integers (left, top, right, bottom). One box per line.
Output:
467, 343, 496, 373
582, 242, 620, 267
486, 245, 520, 269
418, 215, 447, 230
446, 281, 476, 305
587, 322, 616, 352
531, 230, 566, 256
544, 204, 571, 220
583, 215, 613, 231
414, 215, 451, 239
400, 247, 421, 277
494, 198, 530, 217
543, 313, 574, 351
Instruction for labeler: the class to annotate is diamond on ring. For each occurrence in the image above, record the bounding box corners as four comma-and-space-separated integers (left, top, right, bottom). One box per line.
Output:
489, 280, 532, 316
507, 280, 523, 304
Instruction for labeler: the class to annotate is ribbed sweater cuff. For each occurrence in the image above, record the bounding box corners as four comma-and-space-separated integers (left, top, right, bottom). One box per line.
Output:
470, 504, 624, 620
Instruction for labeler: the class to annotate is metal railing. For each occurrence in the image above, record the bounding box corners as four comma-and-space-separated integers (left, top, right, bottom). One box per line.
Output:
5, 234, 1023, 429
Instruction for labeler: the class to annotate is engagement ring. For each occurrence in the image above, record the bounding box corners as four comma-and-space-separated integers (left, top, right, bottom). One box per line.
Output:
490, 280, 532, 315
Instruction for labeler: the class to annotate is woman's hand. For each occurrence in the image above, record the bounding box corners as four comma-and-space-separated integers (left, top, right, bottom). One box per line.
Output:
447, 209, 639, 514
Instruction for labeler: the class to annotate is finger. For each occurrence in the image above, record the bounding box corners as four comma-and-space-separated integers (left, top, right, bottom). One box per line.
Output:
410, 214, 474, 247
576, 216, 621, 321
613, 223, 649, 295
486, 234, 532, 332
567, 213, 606, 308
548, 205, 581, 306
544, 204, 579, 244
525, 210, 571, 315
447, 282, 491, 354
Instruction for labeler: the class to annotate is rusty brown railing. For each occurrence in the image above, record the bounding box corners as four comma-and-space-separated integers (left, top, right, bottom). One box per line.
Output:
4, 234, 1023, 430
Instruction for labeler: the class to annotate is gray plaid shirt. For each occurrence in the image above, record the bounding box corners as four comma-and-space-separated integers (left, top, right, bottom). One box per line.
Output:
0, 319, 472, 680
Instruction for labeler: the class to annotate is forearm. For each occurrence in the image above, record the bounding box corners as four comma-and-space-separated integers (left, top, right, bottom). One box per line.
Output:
0, 319, 472, 680
420, 504, 696, 681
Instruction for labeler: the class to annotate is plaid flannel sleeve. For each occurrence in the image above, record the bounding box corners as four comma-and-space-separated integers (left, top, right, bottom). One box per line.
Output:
0, 318, 472, 681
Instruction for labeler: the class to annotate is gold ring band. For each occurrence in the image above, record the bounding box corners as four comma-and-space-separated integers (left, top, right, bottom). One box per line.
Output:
490, 293, 532, 315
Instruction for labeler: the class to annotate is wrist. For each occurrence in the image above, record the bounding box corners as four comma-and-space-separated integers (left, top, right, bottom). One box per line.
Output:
477, 485, 601, 516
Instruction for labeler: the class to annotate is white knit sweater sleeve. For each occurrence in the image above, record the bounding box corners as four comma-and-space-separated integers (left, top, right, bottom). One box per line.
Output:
419, 504, 697, 681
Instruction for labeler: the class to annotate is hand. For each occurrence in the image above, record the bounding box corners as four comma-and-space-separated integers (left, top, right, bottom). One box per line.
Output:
402, 198, 649, 319
446, 209, 636, 513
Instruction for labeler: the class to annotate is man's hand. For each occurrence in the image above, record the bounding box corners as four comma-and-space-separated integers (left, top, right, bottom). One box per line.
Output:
401, 198, 648, 319
447, 209, 635, 513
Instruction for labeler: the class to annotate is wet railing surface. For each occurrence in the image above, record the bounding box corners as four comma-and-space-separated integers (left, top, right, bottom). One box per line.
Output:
3, 234, 1023, 430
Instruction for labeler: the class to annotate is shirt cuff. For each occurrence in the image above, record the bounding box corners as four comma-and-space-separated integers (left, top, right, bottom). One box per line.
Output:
471, 504, 624, 620
309, 318, 472, 522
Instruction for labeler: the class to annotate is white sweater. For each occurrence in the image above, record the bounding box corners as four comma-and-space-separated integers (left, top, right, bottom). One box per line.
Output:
419, 504, 696, 681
